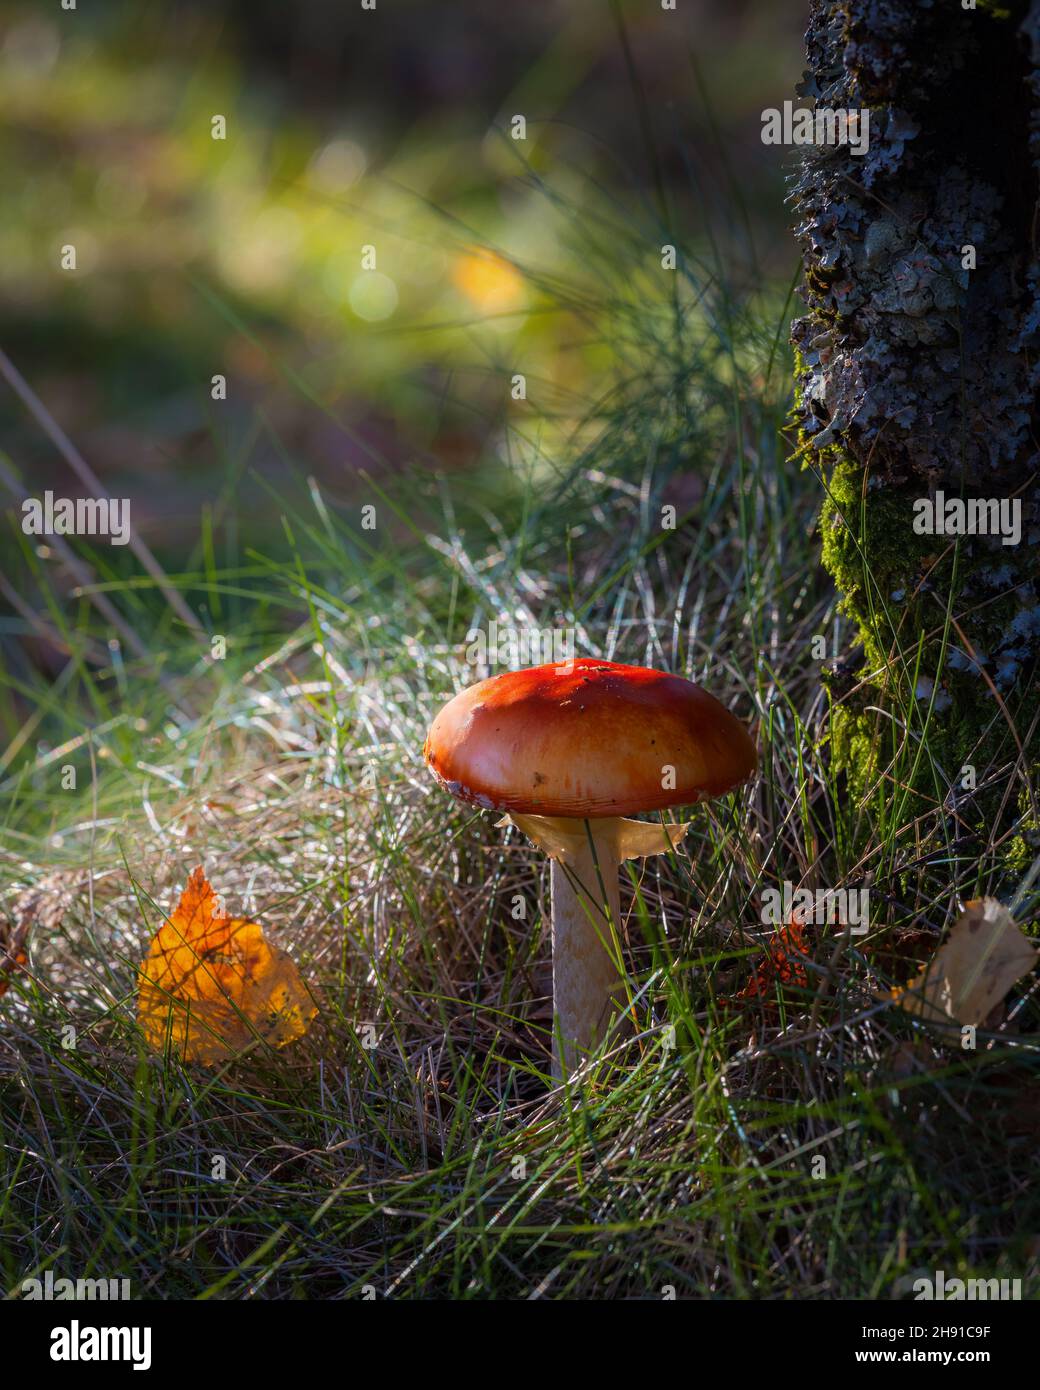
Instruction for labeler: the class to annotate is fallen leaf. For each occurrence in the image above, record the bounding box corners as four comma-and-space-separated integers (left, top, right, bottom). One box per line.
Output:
0, 903, 37, 1000
734, 909, 811, 1003
0, 933, 28, 999
890, 897, 1037, 1027
0, 869, 93, 1000
137, 867, 316, 1064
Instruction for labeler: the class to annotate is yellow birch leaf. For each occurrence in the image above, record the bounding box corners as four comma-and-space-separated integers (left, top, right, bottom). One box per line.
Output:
137, 867, 316, 1064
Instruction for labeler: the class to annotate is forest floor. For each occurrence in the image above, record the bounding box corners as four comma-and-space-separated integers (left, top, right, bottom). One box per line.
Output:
2, 191, 1039, 1300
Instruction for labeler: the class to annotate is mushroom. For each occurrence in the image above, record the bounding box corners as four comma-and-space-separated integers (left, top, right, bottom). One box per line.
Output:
424, 658, 756, 1080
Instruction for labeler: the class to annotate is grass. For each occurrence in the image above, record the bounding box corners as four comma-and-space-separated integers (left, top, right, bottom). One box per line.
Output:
2, 168, 1039, 1301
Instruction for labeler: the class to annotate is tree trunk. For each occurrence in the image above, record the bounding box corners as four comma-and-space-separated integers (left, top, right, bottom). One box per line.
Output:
791, 0, 1040, 861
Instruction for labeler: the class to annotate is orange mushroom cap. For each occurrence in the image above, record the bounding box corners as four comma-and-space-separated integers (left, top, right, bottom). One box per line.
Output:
424, 658, 757, 817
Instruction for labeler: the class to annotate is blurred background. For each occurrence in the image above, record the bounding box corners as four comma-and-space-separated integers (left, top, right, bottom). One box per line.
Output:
1, 0, 802, 546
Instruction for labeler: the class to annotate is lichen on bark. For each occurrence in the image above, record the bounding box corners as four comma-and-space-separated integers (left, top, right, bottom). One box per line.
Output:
791, 0, 1040, 847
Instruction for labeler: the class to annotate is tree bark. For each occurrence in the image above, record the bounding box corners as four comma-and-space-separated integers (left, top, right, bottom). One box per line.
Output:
791, 0, 1040, 857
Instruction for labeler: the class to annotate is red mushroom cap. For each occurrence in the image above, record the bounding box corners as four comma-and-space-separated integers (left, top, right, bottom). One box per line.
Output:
424, 658, 757, 817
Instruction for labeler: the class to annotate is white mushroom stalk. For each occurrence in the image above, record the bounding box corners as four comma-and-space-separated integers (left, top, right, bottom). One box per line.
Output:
501, 814, 690, 1079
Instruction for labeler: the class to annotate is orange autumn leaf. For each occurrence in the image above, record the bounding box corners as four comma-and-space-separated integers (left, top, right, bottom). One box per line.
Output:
731, 911, 810, 1005
137, 867, 316, 1064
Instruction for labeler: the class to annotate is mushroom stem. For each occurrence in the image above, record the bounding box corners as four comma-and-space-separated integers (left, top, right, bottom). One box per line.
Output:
550, 833, 624, 1080
498, 813, 692, 1082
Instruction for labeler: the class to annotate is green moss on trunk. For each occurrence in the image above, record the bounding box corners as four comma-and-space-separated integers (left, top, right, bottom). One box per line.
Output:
819, 448, 1035, 805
